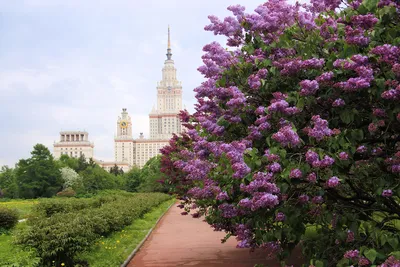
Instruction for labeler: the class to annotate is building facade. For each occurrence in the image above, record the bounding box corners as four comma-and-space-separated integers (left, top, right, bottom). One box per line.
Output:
53, 131, 94, 159
114, 26, 183, 168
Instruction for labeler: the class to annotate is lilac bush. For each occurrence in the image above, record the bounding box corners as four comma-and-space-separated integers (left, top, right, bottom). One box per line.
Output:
161, 0, 400, 266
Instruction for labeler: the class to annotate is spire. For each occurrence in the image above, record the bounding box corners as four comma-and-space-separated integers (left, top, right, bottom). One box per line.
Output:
166, 25, 172, 60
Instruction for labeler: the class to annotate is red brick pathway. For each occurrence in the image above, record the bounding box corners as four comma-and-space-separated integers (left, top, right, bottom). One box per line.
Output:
128, 203, 302, 267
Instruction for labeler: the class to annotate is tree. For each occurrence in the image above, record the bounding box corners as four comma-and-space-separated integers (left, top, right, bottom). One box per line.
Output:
124, 167, 142, 192
79, 165, 117, 193
0, 166, 19, 198
58, 154, 79, 171
15, 144, 63, 198
60, 167, 82, 190
137, 156, 166, 193
109, 164, 124, 176
161, 0, 400, 266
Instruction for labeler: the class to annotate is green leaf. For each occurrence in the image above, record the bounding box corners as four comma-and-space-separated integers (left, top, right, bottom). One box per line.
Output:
389, 251, 400, 259
388, 237, 399, 250
364, 249, 377, 263
340, 110, 354, 124
315, 260, 324, 267
363, 0, 378, 11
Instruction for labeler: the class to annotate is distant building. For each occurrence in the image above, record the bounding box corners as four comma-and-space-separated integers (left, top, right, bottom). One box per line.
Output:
53, 131, 94, 159
53, 26, 184, 170
114, 26, 184, 168
94, 160, 130, 173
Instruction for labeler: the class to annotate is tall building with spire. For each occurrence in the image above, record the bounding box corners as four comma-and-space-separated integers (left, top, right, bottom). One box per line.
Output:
150, 25, 183, 139
114, 26, 184, 168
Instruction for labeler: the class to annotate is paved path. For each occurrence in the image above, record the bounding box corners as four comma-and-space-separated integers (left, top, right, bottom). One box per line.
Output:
128, 203, 302, 267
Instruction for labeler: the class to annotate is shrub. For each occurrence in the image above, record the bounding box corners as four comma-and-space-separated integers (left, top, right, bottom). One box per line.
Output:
56, 188, 77, 198
161, 0, 400, 266
15, 193, 172, 266
33, 194, 121, 217
0, 206, 19, 230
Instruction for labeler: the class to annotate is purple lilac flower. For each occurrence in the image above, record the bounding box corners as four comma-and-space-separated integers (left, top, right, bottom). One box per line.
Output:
344, 250, 359, 260
319, 156, 335, 168
346, 230, 355, 242
310, 0, 341, 12
268, 99, 289, 113
339, 152, 349, 160
306, 150, 319, 165
290, 168, 302, 179
216, 191, 229, 200
251, 192, 279, 210
275, 212, 285, 222
272, 126, 301, 147
226, 87, 247, 107
392, 165, 400, 173
351, 14, 379, 29
371, 44, 400, 64
382, 189, 393, 197
299, 80, 319, 96
253, 172, 273, 181
268, 162, 282, 173
235, 224, 253, 248
238, 198, 252, 209
373, 108, 386, 117
345, 26, 370, 46
307, 172, 317, 183
358, 257, 370, 266
312, 196, 324, 204
264, 150, 280, 162
248, 74, 261, 90
327, 176, 340, 188
255, 106, 265, 115
392, 63, 400, 76
356, 145, 367, 153
332, 98, 345, 107
218, 203, 238, 218
308, 115, 333, 141
183, 159, 214, 180
351, 54, 369, 65
316, 71, 334, 82
368, 123, 378, 133
381, 88, 400, 100
298, 194, 309, 204
232, 162, 251, 178
336, 77, 372, 92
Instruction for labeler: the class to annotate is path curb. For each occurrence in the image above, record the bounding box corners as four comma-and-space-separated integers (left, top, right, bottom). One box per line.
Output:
120, 200, 176, 267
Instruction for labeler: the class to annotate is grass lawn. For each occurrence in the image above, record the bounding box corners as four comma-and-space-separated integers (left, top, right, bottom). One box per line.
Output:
0, 223, 40, 267
77, 198, 176, 267
0, 200, 38, 219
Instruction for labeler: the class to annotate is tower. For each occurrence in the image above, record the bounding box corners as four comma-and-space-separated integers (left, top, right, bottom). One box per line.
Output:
149, 26, 183, 139
114, 108, 134, 166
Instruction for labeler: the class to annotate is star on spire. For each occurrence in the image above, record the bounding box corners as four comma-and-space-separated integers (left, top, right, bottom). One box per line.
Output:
166, 25, 172, 60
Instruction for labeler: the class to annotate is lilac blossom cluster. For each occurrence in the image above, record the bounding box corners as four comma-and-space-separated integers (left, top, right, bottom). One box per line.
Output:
305, 150, 335, 168
307, 115, 333, 141
272, 125, 301, 147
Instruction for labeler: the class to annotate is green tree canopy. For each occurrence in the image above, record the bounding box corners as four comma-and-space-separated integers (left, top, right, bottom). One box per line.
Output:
15, 144, 63, 198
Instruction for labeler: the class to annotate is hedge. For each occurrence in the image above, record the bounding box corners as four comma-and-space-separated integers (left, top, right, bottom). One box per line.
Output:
15, 193, 172, 266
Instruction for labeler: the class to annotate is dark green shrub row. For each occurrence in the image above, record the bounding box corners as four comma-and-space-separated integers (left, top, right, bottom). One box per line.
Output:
34, 193, 133, 217
0, 206, 18, 230
15, 193, 172, 266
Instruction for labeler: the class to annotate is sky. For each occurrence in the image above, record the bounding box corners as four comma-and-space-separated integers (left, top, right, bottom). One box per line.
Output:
0, 0, 266, 167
